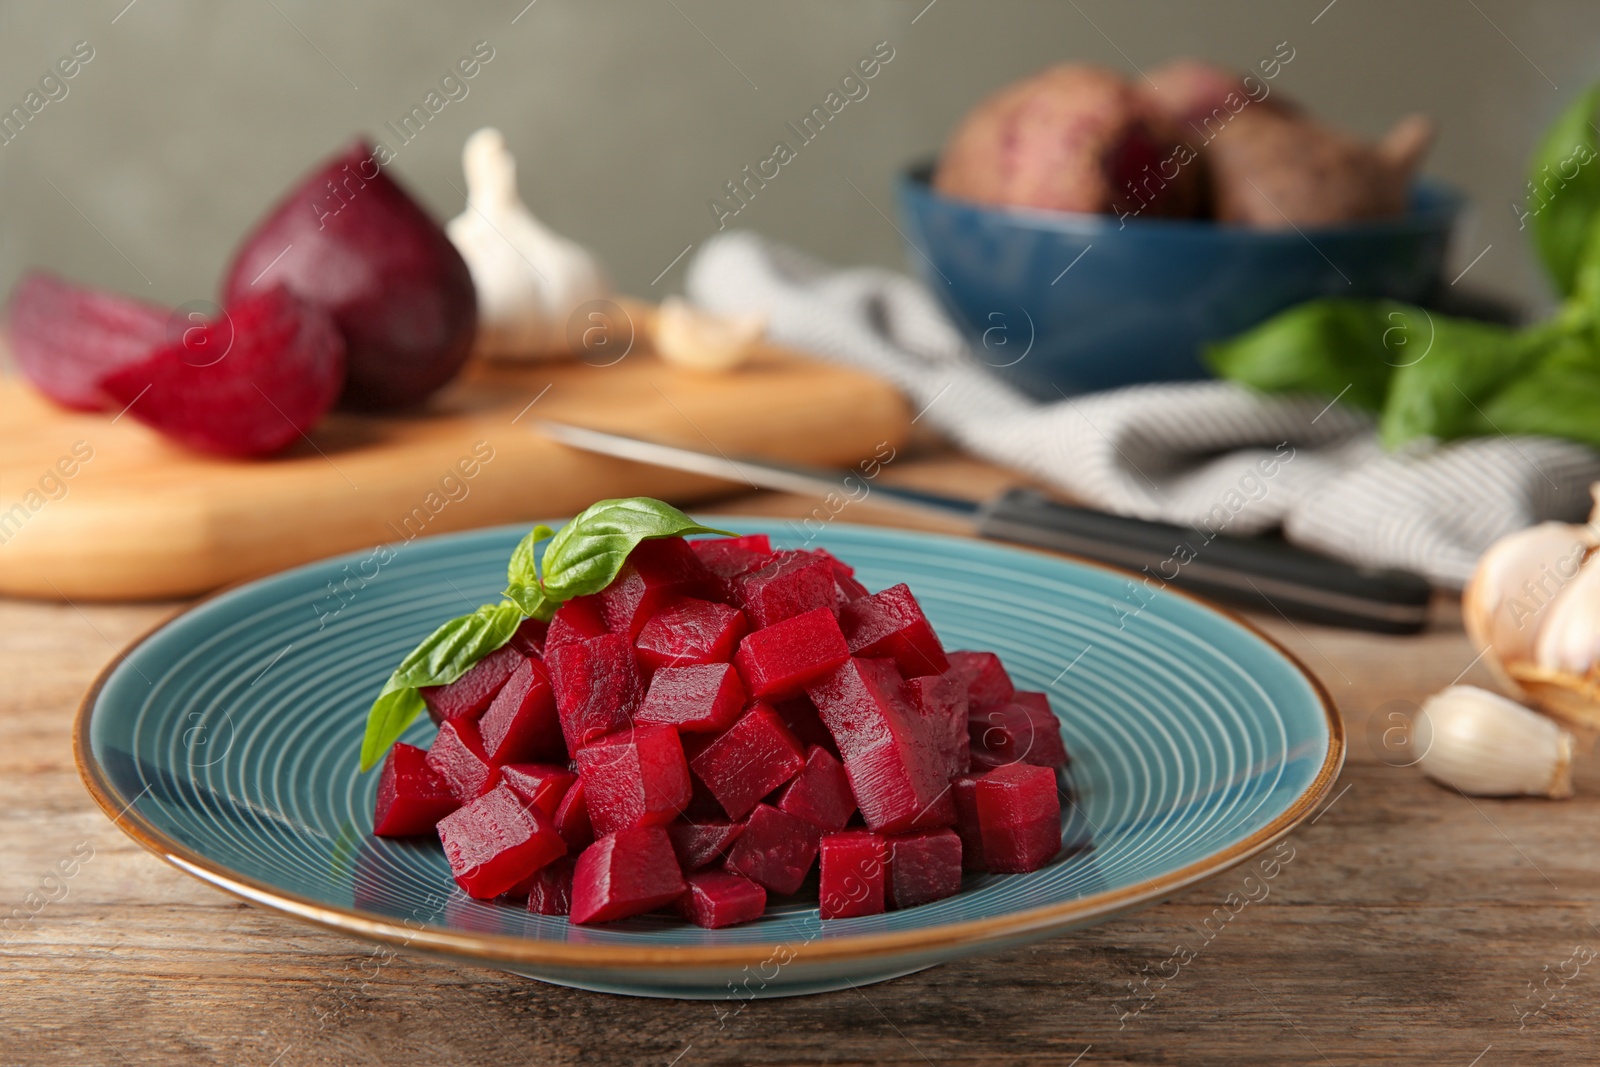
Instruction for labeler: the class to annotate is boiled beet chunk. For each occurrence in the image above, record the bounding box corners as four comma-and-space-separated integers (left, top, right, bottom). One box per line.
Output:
1011, 691, 1070, 765
947, 651, 1015, 709
777, 746, 857, 832
809, 547, 871, 604
574, 725, 692, 835
689, 704, 806, 820
373, 742, 459, 836
635, 597, 748, 673
508, 617, 549, 658
436, 784, 566, 899
599, 537, 716, 638
841, 584, 949, 678
724, 803, 822, 895
953, 764, 1061, 873
676, 870, 767, 928
554, 778, 595, 852
525, 855, 576, 915
769, 695, 838, 756
734, 607, 850, 700
497, 763, 576, 818
545, 594, 609, 654
908, 672, 971, 780
425, 720, 499, 803
668, 819, 745, 871
546, 633, 644, 752
569, 826, 687, 924
969, 697, 1068, 770
885, 828, 963, 909
479, 657, 563, 764
732, 551, 839, 628
691, 535, 775, 584
819, 830, 887, 919
636, 662, 747, 733
419, 643, 523, 726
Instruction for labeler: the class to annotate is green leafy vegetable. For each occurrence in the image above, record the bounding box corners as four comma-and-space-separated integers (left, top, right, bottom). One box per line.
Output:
1203, 299, 1405, 414
1527, 82, 1600, 297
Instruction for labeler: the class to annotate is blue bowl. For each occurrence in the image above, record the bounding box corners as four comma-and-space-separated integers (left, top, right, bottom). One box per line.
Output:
896, 163, 1463, 398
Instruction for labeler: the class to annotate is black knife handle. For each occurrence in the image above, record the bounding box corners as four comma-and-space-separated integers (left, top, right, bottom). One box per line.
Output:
975, 489, 1432, 633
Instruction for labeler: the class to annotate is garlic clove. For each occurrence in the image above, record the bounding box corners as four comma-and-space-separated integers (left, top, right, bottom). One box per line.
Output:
1413, 685, 1573, 798
649, 297, 765, 373
1534, 548, 1600, 677
446, 127, 609, 360
1462, 521, 1595, 668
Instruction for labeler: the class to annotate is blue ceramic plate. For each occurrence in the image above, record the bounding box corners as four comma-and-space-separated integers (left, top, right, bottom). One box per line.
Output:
77, 521, 1341, 998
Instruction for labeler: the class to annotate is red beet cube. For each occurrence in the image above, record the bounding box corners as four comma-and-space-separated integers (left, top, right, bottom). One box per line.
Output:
948, 651, 1015, 709
811, 548, 871, 604
599, 537, 716, 638
508, 617, 549, 658
373, 742, 458, 836
525, 855, 576, 915
636, 662, 747, 733
668, 819, 745, 871
769, 695, 838, 756
819, 830, 887, 919
969, 695, 1068, 770
425, 720, 499, 803
689, 704, 806, 820
734, 607, 850, 700
724, 803, 821, 895
574, 725, 692, 835
419, 643, 523, 726
675, 870, 767, 928
498, 762, 576, 817
479, 656, 563, 764
635, 597, 749, 672
545, 594, 609, 653
908, 671, 971, 779
569, 826, 687, 924
436, 784, 566, 899
809, 658, 956, 834
777, 745, 857, 832
953, 764, 1061, 873
691, 535, 775, 585
885, 828, 963, 909
732, 551, 839, 628
546, 633, 644, 752
554, 778, 594, 852
841, 584, 949, 678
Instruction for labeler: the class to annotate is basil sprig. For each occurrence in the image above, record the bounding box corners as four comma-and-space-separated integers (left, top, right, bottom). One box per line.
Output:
359, 497, 733, 770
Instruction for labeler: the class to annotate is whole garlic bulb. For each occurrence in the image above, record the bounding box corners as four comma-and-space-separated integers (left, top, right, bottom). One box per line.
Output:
446, 127, 609, 360
1414, 686, 1573, 798
1462, 486, 1600, 729
649, 297, 765, 373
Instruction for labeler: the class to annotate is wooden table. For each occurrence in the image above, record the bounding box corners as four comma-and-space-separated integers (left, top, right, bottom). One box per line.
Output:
5, 448, 1594, 1066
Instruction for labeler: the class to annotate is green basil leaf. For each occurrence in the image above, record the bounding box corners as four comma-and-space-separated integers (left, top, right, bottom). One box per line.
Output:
1203, 298, 1404, 414
503, 524, 557, 620
1377, 313, 1527, 447
538, 498, 735, 602
359, 687, 427, 772
1527, 81, 1600, 297
1479, 328, 1600, 449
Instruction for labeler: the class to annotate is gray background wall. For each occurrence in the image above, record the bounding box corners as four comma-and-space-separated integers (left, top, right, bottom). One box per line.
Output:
1, 0, 1597, 314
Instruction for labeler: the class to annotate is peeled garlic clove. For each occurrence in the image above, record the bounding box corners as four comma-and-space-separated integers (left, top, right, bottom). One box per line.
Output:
1462, 521, 1595, 667
649, 297, 764, 372
1413, 685, 1573, 798
446, 127, 609, 360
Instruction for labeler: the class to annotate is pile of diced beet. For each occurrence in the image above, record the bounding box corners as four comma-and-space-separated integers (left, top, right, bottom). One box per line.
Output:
372, 534, 1068, 927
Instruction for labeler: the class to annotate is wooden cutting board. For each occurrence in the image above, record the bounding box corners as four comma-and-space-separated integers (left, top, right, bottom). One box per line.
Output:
0, 344, 909, 601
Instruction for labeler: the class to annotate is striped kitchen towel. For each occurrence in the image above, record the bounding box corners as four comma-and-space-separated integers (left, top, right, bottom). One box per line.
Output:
685, 231, 1600, 588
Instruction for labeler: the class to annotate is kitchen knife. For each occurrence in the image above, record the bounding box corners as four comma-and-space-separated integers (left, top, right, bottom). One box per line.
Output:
532, 419, 1432, 634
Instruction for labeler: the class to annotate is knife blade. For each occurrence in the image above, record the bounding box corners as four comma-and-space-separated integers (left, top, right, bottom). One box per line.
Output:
532, 419, 1432, 633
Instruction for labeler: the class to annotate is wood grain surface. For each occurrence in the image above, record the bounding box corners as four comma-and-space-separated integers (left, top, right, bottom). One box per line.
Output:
4, 449, 1596, 1067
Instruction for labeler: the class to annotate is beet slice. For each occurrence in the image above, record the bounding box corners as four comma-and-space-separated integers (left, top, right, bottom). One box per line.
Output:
545, 594, 609, 654
373, 742, 458, 836
436, 784, 566, 899
554, 777, 595, 852
808, 658, 956, 834
947, 651, 1016, 710
689, 704, 806, 821
841, 584, 949, 678
668, 818, 745, 872
724, 803, 821, 896
546, 632, 644, 752
425, 720, 499, 803
885, 828, 963, 909
635, 597, 748, 673
525, 855, 576, 915
675, 870, 767, 928
599, 538, 717, 638
636, 662, 747, 734
569, 826, 687, 924
732, 551, 839, 628
478, 656, 563, 764
969, 694, 1068, 770
98, 286, 345, 457
953, 763, 1061, 873
6, 271, 170, 411
419, 643, 524, 726
574, 725, 692, 835
908, 671, 971, 780
498, 763, 576, 818
819, 830, 887, 919
734, 607, 851, 700
777, 745, 857, 833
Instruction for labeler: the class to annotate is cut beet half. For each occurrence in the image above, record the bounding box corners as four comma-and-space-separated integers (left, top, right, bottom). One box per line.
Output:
569, 826, 687, 925
5, 271, 170, 411
98, 286, 345, 457
675, 871, 767, 929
